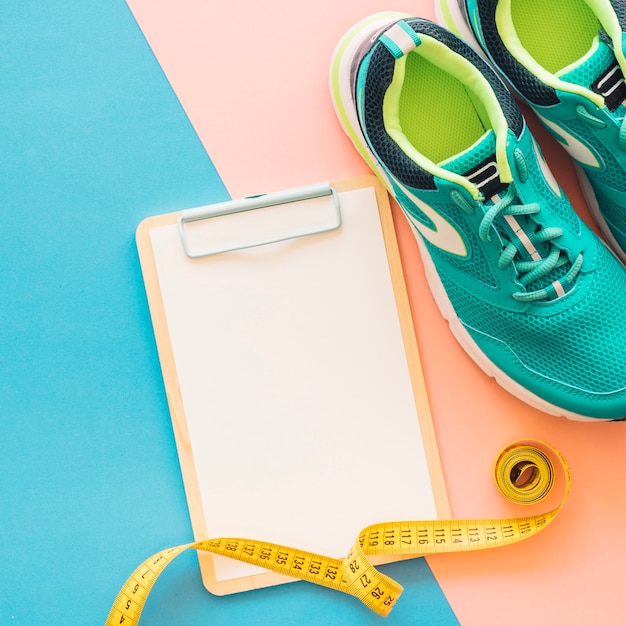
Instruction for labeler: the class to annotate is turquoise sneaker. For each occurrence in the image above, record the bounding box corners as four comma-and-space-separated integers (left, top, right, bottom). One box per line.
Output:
330, 14, 626, 420
436, 0, 626, 263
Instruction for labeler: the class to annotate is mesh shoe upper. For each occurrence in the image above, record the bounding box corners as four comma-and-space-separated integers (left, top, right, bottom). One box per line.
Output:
331, 15, 626, 419
460, 0, 626, 259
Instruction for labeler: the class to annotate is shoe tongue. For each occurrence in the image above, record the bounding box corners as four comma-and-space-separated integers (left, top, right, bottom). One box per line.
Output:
442, 130, 573, 299
558, 34, 626, 112
439, 130, 506, 199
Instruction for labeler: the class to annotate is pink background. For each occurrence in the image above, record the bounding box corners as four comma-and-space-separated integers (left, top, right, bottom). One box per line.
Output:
126, 1, 626, 623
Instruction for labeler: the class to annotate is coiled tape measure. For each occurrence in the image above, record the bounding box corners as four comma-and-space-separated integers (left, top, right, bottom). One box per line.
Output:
106, 440, 570, 624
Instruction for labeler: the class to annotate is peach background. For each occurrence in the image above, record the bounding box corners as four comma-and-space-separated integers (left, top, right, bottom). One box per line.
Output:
126, 0, 626, 623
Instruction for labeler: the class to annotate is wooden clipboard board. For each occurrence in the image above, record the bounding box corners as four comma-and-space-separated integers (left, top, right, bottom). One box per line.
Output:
136, 175, 449, 596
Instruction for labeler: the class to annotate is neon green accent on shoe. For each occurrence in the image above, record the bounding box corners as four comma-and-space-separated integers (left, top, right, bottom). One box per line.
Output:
382, 33, 513, 198
331, 13, 626, 420
510, 0, 599, 73
398, 52, 487, 163
441, 0, 626, 260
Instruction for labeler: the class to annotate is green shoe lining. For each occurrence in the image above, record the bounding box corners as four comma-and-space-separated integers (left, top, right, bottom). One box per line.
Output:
382, 33, 513, 198
510, 0, 599, 74
398, 52, 487, 164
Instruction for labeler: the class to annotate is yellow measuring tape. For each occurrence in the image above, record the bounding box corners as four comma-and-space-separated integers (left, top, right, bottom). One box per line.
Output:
106, 440, 570, 624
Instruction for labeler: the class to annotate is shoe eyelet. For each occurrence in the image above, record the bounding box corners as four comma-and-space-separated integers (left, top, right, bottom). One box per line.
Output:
449, 189, 475, 214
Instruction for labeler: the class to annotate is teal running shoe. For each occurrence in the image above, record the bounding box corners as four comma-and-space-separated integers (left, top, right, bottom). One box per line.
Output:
437, 0, 626, 263
330, 14, 626, 420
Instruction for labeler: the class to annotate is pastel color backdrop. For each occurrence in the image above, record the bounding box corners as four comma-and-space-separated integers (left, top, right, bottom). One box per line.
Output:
0, 1, 452, 624
126, 0, 626, 624
2, 0, 625, 624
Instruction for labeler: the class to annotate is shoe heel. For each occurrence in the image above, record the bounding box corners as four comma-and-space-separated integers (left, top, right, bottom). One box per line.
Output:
434, 0, 482, 54
329, 12, 410, 183
329, 12, 408, 136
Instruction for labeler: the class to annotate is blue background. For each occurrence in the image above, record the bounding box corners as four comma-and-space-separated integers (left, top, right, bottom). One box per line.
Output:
0, 1, 458, 623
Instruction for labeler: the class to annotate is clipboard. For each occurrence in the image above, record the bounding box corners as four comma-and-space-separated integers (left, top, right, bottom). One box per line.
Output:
136, 175, 449, 596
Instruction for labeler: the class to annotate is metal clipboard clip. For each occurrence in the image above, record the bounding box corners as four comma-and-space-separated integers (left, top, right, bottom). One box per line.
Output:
178, 182, 342, 258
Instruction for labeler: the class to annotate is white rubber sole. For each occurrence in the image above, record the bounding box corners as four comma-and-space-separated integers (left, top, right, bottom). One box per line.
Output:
411, 228, 604, 422
330, 12, 610, 421
329, 12, 411, 179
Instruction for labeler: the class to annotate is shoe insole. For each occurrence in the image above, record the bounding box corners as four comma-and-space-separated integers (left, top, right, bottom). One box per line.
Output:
510, 0, 600, 73
398, 51, 486, 164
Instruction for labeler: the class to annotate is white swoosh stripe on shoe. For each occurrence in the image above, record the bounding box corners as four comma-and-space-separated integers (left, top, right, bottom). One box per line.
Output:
401, 186, 467, 256
534, 112, 602, 169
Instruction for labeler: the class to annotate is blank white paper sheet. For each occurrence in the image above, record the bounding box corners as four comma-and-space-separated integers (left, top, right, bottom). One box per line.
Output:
137, 177, 447, 594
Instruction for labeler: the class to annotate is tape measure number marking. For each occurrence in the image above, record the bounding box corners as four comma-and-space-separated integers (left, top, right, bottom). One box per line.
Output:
106, 440, 569, 624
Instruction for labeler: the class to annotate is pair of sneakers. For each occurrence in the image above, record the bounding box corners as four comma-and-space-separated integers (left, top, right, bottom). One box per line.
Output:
329, 4, 626, 421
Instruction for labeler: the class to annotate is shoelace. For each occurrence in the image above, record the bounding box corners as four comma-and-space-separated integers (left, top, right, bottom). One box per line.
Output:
575, 103, 626, 150
452, 182, 583, 303
480, 186, 583, 302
